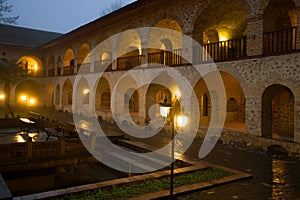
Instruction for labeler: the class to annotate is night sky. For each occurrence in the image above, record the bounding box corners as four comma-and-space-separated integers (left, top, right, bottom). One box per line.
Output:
8, 0, 136, 33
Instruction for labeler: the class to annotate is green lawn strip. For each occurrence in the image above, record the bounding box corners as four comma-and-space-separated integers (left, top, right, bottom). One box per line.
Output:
57, 167, 232, 200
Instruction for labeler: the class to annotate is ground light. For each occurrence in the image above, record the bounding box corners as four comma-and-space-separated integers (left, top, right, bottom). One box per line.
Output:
160, 94, 188, 200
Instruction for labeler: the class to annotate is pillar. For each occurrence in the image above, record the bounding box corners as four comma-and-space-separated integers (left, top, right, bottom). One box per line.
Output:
247, 16, 264, 56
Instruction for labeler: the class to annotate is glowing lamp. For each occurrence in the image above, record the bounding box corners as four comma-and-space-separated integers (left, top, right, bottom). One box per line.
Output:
0, 94, 5, 99
29, 98, 35, 105
159, 97, 172, 118
177, 115, 188, 128
20, 95, 27, 101
83, 89, 90, 95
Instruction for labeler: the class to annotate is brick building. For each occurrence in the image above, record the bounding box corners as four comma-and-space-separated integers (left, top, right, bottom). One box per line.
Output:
1, 0, 300, 149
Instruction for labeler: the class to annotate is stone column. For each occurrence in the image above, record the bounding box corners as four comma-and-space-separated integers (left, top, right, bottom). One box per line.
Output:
245, 96, 261, 136
294, 98, 300, 143
296, 6, 300, 50
110, 37, 119, 70
247, 16, 264, 56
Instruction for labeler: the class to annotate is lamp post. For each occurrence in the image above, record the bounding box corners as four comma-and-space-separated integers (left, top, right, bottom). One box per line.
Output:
160, 95, 188, 200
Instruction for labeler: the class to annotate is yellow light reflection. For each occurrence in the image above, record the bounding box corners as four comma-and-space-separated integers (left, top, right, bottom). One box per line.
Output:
0, 94, 5, 99
16, 135, 26, 143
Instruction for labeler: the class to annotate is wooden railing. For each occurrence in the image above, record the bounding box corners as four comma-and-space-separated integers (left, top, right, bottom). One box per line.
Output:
194, 36, 247, 63
42, 29, 300, 76
47, 69, 55, 77
148, 49, 182, 66
77, 63, 90, 74
63, 66, 75, 76
263, 26, 297, 54
117, 55, 141, 70
94, 59, 113, 72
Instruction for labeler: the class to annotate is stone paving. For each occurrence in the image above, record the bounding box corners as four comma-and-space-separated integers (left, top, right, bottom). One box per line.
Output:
10, 107, 300, 200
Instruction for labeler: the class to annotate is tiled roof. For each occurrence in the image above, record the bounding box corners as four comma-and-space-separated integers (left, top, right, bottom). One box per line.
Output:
0, 24, 62, 47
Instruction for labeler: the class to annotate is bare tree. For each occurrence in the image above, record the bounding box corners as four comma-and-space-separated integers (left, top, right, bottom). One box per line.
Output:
100, 0, 125, 17
0, 0, 19, 24
0, 59, 27, 118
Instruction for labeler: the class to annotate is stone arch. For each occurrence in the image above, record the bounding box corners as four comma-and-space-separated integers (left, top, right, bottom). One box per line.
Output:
193, 0, 248, 45
77, 43, 91, 65
145, 84, 172, 123
263, 0, 297, 32
46, 81, 54, 108
55, 84, 60, 105
48, 55, 55, 70
194, 71, 245, 129
95, 77, 112, 121
125, 88, 139, 113
62, 79, 73, 112
154, 17, 183, 33
262, 84, 294, 141
15, 79, 42, 106
63, 48, 75, 67
17, 55, 42, 76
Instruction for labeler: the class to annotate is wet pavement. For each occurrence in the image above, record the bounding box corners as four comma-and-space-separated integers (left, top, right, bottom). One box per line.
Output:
177, 141, 300, 200
3, 107, 300, 199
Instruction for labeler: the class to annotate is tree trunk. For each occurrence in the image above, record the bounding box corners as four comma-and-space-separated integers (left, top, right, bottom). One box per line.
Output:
4, 83, 14, 118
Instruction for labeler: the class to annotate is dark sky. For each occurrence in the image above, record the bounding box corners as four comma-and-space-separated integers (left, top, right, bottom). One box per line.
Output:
8, 0, 136, 33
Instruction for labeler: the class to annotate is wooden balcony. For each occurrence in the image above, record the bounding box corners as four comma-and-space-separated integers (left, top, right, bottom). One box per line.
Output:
148, 49, 182, 66
62, 66, 74, 76
263, 26, 297, 55
117, 55, 142, 70
193, 36, 247, 64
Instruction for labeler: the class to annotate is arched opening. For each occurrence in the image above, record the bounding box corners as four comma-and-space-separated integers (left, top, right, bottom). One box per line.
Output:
74, 78, 90, 114
55, 84, 60, 106
17, 56, 42, 76
263, 0, 297, 53
63, 48, 75, 75
145, 84, 172, 123
47, 82, 54, 108
148, 19, 183, 66
15, 79, 42, 109
78, 43, 91, 65
124, 88, 139, 114
62, 79, 73, 112
262, 84, 294, 141
193, 0, 248, 62
95, 77, 112, 121
47, 55, 55, 76
101, 52, 112, 68
194, 71, 245, 130
117, 30, 141, 70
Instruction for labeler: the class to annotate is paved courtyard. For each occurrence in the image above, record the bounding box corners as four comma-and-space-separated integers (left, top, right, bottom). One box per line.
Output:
2, 107, 300, 199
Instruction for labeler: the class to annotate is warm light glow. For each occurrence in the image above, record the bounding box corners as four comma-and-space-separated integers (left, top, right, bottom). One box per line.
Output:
177, 115, 188, 128
20, 95, 27, 101
0, 94, 5, 99
83, 89, 90, 95
33, 64, 38, 70
174, 89, 181, 99
29, 98, 36, 105
219, 35, 228, 42
160, 106, 171, 118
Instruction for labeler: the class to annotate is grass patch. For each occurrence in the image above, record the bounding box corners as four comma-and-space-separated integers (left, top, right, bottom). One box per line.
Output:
56, 167, 232, 200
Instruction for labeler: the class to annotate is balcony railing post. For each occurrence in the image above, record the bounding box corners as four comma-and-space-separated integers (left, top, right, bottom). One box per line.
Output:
27, 137, 33, 159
